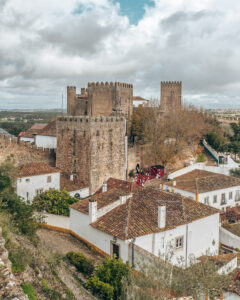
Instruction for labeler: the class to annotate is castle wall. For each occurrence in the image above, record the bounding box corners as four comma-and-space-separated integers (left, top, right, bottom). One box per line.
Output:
87, 82, 115, 116
56, 116, 126, 194
0, 133, 55, 166
67, 86, 76, 116
160, 81, 182, 113
115, 82, 133, 119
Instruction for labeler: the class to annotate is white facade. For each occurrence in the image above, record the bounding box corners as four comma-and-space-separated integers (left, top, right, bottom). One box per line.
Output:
16, 172, 60, 202
70, 207, 219, 268
20, 136, 34, 143
163, 184, 240, 211
133, 100, 149, 108
69, 187, 89, 199
35, 135, 57, 149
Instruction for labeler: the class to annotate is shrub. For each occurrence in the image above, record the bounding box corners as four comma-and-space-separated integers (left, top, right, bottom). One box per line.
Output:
33, 189, 78, 216
87, 275, 114, 300
95, 256, 129, 299
128, 170, 135, 178
197, 153, 206, 163
66, 251, 95, 277
22, 283, 37, 300
42, 279, 51, 293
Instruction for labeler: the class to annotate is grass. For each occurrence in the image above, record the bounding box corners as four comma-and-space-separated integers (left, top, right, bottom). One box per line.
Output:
22, 283, 37, 300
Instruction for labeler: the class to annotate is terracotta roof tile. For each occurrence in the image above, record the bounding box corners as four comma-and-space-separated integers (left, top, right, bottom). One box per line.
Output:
91, 188, 219, 240
95, 178, 140, 194
38, 119, 56, 137
165, 169, 240, 193
60, 174, 87, 192
198, 253, 237, 267
22, 123, 47, 138
133, 96, 147, 101
20, 162, 59, 177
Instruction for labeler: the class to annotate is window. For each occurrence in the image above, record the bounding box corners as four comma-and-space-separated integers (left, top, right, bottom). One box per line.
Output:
25, 178, 30, 183
229, 192, 233, 200
36, 189, 43, 195
213, 195, 217, 203
235, 190, 240, 202
204, 197, 209, 205
47, 176, 52, 183
175, 236, 183, 249
111, 242, 120, 259
26, 192, 29, 200
221, 193, 226, 205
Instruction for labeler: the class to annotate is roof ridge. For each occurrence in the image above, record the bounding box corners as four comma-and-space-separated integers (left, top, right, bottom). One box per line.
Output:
123, 197, 132, 239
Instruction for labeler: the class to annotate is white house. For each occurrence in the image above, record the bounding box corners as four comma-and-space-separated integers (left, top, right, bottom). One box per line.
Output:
132, 96, 149, 108
70, 179, 220, 268
35, 119, 57, 149
60, 174, 89, 199
163, 169, 240, 211
19, 123, 47, 143
16, 162, 60, 202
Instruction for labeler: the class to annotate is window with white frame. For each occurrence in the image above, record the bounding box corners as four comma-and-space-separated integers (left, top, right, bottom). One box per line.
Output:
221, 193, 226, 205
235, 190, 240, 201
175, 236, 183, 249
204, 196, 209, 205
213, 195, 217, 203
229, 191, 233, 200
47, 175, 52, 183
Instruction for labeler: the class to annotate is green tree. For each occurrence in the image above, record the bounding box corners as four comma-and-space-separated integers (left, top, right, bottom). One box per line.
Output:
94, 256, 129, 299
33, 189, 78, 216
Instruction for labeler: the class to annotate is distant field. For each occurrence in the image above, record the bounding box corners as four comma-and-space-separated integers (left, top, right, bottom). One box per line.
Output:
0, 110, 63, 136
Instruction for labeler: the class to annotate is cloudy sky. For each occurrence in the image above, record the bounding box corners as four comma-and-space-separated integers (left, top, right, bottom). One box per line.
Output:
0, 0, 240, 109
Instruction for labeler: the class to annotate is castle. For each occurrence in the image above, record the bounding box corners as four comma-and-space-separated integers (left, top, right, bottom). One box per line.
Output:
56, 81, 182, 194
160, 81, 182, 113
67, 82, 133, 119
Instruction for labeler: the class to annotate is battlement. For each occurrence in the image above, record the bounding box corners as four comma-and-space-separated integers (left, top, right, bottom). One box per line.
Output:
58, 115, 125, 123
67, 86, 76, 89
87, 81, 133, 89
161, 81, 182, 86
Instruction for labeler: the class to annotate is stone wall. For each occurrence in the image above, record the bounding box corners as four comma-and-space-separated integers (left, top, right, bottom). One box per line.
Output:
67, 82, 133, 119
0, 228, 29, 299
56, 116, 126, 194
160, 81, 182, 113
0, 133, 55, 166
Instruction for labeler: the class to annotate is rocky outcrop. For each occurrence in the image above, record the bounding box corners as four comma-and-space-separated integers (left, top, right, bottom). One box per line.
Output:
0, 228, 29, 300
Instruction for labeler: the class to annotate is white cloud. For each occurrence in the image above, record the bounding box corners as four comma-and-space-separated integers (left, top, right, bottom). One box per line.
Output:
0, 0, 240, 109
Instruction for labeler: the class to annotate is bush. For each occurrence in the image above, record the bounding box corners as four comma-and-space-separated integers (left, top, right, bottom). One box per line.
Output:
66, 251, 95, 277
22, 283, 37, 300
33, 189, 78, 216
95, 256, 129, 299
128, 170, 135, 178
87, 276, 114, 300
197, 153, 206, 162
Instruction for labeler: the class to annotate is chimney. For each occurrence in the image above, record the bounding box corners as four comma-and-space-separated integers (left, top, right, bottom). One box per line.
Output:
70, 174, 74, 181
173, 180, 176, 186
102, 180, 107, 193
89, 198, 97, 222
158, 205, 166, 229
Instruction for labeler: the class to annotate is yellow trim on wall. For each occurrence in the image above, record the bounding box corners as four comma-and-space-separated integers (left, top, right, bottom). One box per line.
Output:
196, 194, 199, 202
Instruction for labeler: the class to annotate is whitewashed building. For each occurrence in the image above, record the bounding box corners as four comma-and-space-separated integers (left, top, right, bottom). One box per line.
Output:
35, 119, 57, 149
163, 169, 240, 211
16, 162, 60, 202
132, 96, 149, 108
70, 179, 220, 268
19, 123, 47, 143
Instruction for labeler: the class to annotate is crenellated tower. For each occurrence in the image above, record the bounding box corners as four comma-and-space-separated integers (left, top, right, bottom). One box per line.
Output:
160, 81, 182, 113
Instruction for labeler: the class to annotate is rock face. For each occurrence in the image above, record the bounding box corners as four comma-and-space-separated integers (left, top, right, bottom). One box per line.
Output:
0, 228, 29, 300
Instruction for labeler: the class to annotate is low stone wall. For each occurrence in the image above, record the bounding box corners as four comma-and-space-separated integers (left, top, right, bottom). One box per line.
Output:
220, 226, 240, 250
0, 228, 29, 299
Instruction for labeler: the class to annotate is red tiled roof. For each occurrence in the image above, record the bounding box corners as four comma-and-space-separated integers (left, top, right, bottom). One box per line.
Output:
198, 253, 237, 267
60, 174, 87, 192
165, 169, 240, 193
20, 162, 59, 177
71, 188, 130, 214
91, 188, 219, 240
21, 123, 47, 138
133, 96, 148, 101
95, 178, 140, 194
38, 119, 56, 137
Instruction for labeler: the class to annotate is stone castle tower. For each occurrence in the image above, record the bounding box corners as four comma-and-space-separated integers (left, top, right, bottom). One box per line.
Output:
67, 82, 133, 119
160, 81, 182, 113
56, 115, 127, 194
